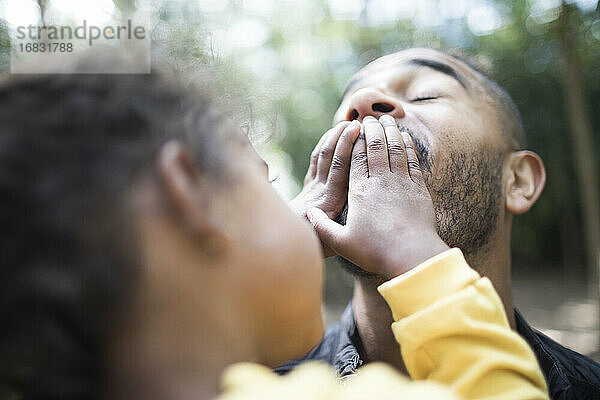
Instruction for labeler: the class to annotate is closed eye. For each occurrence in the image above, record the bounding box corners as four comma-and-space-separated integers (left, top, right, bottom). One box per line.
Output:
410, 96, 438, 102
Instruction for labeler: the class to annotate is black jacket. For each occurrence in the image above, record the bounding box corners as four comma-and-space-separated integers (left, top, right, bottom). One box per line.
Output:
275, 303, 600, 399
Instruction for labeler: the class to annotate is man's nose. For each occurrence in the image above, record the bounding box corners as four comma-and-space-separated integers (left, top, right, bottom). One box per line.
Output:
344, 88, 405, 121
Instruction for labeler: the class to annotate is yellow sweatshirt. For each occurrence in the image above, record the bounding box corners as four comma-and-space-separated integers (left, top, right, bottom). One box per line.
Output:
219, 248, 549, 400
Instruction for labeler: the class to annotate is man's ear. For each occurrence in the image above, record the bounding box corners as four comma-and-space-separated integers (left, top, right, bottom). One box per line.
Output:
156, 141, 229, 253
504, 151, 546, 215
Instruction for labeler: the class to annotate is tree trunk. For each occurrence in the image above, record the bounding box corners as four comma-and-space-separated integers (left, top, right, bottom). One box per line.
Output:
558, 2, 600, 340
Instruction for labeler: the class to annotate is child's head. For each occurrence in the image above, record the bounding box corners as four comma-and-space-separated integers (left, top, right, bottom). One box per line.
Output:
0, 56, 323, 399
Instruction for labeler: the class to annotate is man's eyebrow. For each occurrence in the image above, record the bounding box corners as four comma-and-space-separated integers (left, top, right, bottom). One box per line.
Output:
341, 57, 468, 99
407, 58, 467, 88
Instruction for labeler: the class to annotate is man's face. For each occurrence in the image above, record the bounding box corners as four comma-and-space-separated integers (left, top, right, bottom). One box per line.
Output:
333, 48, 508, 274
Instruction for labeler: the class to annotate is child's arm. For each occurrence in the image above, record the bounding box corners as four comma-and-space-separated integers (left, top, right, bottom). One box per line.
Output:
376, 248, 548, 399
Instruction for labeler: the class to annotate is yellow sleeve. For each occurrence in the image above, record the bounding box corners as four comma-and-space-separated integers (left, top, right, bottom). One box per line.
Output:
219, 361, 460, 400
377, 248, 549, 400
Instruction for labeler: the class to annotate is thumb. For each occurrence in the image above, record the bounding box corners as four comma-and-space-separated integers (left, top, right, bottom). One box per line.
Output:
306, 207, 346, 255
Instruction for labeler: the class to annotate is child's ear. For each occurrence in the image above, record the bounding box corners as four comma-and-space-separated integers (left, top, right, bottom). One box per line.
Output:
504, 151, 546, 215
157, 141, 229, 254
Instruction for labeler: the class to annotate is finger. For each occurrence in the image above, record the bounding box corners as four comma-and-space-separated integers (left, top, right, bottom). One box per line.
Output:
379, 114, 405, 173
327, 120, 361, 188
316, 121, 351, 182
363, 116, 389, 175
306, 134, 328, 182
400, 131, 425, 185
307, 207, 348, 256
349, 123, 369, 185
306, 128, 333, 182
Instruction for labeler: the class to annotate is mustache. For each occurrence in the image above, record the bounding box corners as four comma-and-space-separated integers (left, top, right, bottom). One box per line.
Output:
355, 120, 432, 173
394, 123, 432, 174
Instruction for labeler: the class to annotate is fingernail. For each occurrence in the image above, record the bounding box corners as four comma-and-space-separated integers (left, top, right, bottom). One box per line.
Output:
400, 131, 413, 144
348, 120, 360, 129
379, 114, 394, 124
363, 115, 377, 122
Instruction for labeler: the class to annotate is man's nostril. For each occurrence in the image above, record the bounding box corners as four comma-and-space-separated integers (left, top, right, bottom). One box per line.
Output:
349, 109, 359, 120
372, 103, 394, 113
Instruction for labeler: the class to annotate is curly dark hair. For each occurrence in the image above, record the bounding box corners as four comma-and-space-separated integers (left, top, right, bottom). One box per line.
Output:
0, 55, 228, 399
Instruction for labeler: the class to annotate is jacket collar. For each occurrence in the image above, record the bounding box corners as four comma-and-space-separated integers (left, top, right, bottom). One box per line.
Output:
277, 303, 567, 380
332, 302, 363, 376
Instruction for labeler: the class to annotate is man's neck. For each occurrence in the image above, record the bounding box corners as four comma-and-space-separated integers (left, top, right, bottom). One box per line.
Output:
353, 278, 409, 374
464, 244, 515, 328
352, 246, 515, 376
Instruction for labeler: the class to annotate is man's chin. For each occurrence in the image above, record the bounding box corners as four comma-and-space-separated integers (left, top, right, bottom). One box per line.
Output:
335, 255, 382, 280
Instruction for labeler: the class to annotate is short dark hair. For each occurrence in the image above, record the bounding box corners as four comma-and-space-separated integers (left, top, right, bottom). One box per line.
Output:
0, 55, 228, 399
446, 51, 527, 150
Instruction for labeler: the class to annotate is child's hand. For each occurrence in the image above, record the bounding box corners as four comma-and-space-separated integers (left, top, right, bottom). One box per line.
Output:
306, 115, 449, 279
290, 120, 360, 256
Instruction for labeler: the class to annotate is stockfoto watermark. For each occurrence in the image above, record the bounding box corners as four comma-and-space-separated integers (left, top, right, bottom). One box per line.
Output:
10, 19, 151, 74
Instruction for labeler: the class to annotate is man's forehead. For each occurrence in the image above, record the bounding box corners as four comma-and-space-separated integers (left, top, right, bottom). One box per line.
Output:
344, 48, 477, 94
